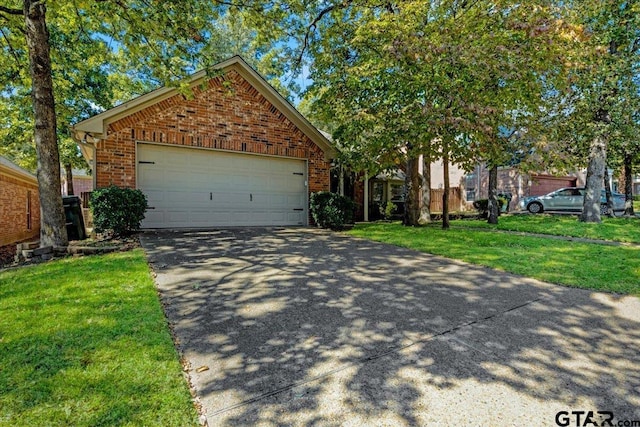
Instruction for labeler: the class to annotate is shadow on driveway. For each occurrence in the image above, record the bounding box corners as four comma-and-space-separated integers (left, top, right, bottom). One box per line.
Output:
141, 228, 640, 426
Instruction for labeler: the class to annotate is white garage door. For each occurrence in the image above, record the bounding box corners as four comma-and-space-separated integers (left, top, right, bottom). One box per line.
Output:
137, 143, 307, 228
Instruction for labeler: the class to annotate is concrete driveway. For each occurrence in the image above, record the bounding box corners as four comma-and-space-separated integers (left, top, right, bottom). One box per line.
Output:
141, 228, 640, 426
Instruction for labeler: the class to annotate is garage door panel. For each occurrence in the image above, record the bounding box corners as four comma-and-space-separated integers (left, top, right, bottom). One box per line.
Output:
144, 210, 165, 224
287, 194, 306, 206
138, 143, 307, 228
166, 190, 201, 204
271, 194, 286, 208
139, 168, 165, 187
166, 211, 191, 224
190, 211, 214, 223
288, 212, 305, 224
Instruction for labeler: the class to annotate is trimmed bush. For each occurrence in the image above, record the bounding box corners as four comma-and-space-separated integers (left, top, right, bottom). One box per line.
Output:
310, 191, 356, 230
90, 186, 148, 237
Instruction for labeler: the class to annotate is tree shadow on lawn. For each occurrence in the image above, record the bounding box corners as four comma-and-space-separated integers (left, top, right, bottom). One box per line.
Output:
143, 228, 640, 426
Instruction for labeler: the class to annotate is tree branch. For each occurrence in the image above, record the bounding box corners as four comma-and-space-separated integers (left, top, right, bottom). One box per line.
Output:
296, 2, 351, 67
0, 5, 23, 15
0, 27, 22, 65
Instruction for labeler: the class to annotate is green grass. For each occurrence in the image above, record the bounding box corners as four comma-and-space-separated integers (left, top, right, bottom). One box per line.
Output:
347, 222, 640, 296
0, 250, 198, 427
450, 214, 640, 243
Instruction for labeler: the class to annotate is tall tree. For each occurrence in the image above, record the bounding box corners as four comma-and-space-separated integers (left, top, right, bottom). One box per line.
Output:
22, 0, 67, 247
555, 0, 640, 223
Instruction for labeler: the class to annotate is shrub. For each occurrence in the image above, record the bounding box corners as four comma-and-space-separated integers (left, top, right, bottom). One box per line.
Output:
310, 192, 356, 230
90, 186, 148, 237
381, 201, 398, 220
634, 195, 640, 202
472, 198, 505, 217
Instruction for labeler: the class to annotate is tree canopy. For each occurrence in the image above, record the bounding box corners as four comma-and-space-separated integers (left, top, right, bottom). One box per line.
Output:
255, 0, 575, 225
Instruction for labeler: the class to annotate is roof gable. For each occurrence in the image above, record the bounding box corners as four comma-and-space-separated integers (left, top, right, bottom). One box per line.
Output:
0, 156, 38, 184
72, 56, 335, 159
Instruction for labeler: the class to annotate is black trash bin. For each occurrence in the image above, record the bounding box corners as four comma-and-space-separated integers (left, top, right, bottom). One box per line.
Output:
63, 195, 87, 241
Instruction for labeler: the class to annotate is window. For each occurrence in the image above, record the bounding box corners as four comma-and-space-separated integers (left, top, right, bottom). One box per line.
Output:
26, 190, 32, 230
556, 189, 581, 197
465, 174, 476, 190
466, 190, 476, 201
371, 181, 384, 202
389, 183, 405, 202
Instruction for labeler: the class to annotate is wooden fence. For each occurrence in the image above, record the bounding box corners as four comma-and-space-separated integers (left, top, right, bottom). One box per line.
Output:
80, 191, 92, 209
429, 187, 463, 212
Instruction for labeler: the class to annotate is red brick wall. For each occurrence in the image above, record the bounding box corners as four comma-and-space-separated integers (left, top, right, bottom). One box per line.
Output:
95, 70, 330, 202
0, 171, 40, 262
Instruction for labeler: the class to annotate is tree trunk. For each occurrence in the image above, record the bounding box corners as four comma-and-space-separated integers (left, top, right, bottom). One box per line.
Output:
403, 155, 421, 226
24, 0, 68, 248
442, 152, 450, 229
64, 163, 74, 196
623, 152, 634, 217
580, 133, 606, 223
419, 153, 431, 224
487, 164, 499, 224
603, 166, 614, 217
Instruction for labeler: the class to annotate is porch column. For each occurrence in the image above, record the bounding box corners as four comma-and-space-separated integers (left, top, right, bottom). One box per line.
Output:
364, 172, 369, 222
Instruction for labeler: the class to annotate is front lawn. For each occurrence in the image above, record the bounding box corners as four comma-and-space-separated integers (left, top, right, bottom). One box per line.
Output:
347, 222, 640, 295
451, 214, 640, 243
0, 250, 198, 427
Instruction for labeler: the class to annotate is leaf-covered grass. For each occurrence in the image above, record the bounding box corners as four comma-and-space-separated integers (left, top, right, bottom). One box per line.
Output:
0, 250, 198, 427
347, 222, 640, 296
450, 214, 640, 243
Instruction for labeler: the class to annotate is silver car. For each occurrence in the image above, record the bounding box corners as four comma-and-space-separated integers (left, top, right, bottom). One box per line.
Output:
519, 187, 626, 214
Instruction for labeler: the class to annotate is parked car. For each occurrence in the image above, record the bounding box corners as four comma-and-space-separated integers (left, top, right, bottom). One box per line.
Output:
519, 187, 625, 214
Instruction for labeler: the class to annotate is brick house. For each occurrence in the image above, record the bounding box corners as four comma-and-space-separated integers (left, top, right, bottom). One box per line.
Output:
0, 156, 40, 264
72, 56, 335, 228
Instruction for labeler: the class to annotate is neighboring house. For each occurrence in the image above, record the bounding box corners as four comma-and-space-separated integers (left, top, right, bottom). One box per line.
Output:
0, 156, 40, 264
61, 168, 93, 196
463, 164, 587, 211
71, 56, 334, 228
348, 160, 469, 221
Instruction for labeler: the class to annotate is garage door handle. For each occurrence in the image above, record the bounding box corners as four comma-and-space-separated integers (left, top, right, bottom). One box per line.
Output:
250, 194, 253, 201
293, 208, 304, 211
210, 192, 212, 200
